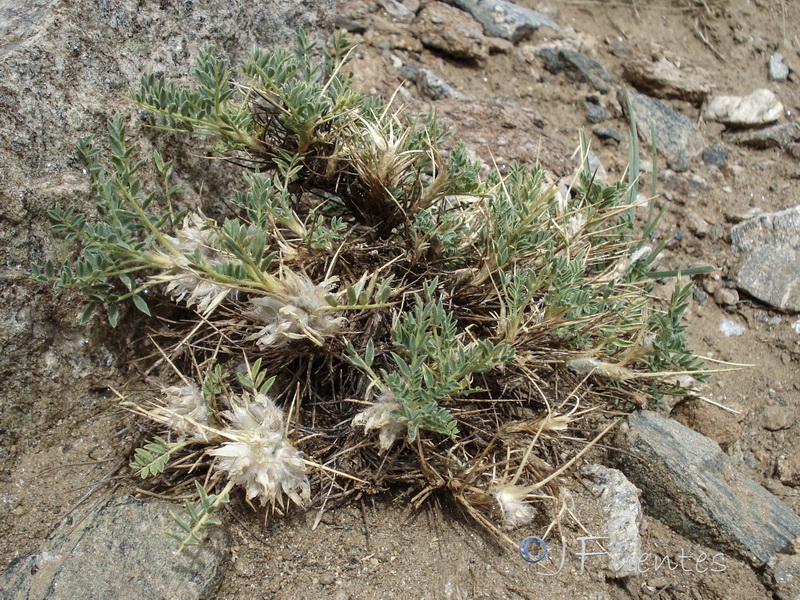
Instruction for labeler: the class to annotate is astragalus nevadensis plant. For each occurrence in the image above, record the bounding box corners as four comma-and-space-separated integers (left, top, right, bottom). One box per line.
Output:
35, 32, 715, 550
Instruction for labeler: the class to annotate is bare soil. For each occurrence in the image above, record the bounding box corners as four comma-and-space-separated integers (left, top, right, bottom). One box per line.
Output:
2, 1, 799, 599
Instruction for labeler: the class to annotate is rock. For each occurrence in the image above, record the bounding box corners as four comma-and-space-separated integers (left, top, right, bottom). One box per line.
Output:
585, 101, 607, 123
540, 48, 612, 93
417, 98, 572, 176
416, 2, 489, 62
363, 17, 424, 53
334, 15, 368, 34
719, 316, 746, 337
1, 495, 229, 600
659, 170, 710, 199
614, 410, 800, 565
622, 56, 712, 103
730, 119, 800, 150
777, 454, 800, 487
670, 398, 741, 451
703, 89, 784, 126
766, 553, 800, 600
416, 68, 463, 100
451, 0, 559, 42
730, 205, 800, 311
623, 90, 705, 170
580, 464, 643, 578
713, 287, 739, 306
769, 53, 790, 82
703, 144, 730, 166
378, 0, 416, 22
593, 126, 622, 144
684, 209, 711, 238
762, 406, 797, 432
0, 0, 334, 456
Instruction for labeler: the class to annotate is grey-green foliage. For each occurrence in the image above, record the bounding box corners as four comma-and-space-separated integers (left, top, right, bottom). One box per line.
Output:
36, 31, 711, 456
348, 280, 514, 441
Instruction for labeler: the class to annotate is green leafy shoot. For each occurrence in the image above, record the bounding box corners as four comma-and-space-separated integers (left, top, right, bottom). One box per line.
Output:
130, 436, 192, 478
168, 480, 234, 553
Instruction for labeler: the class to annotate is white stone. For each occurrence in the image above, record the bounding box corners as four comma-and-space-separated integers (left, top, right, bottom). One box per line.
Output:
720, 317, 746, 337
703, 89, 783, 125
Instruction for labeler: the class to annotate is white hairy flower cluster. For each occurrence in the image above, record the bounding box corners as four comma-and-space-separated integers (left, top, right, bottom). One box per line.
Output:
248, 270, 345, 347
161, 213, 230, 314
208, 393, 310, 508
158, 382, 210, 442
494, 485, 536, 528
351, 390, 405, 452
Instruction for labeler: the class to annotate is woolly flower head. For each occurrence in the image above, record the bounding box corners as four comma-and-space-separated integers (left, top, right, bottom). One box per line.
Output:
352, 390, 405, 452
494, 485, 536, 528
248, 270, 345, 347
157, 382, 209, 442
158, 212, 230, 314
208, 393, 309, 508
164, 212, 217, 260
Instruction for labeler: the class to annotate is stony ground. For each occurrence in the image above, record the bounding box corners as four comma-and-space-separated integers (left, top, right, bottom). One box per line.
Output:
2, 1, 800, 599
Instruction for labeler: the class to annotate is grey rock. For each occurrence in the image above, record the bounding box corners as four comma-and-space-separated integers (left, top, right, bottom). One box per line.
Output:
541, 48, 612, 93
623, 90, 705, 169
585, 101, 608, 123
334, 15, 368, 33
731, 205, 800, 311
614, 410, 800, 565
703, 144, 730, 166
769, 53, 790, 82
1, 495, 229, 600
730, 119, 800, 150
704, 89, 784, 126
581, 464, 642, 578
416, 68, 463, 100
0, 0, 334, 450
766, 552, 800, 600
378, 0, 416, 23
452, 0, 559, 42
593, 126, 622, 144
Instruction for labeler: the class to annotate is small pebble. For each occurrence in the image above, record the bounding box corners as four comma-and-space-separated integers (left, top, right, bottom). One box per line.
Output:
319, 572, 336, 585
761, 406, 796, 431
585, 101, 607, 123
768, 52, 789, 81
703, 145, 729, 167
593, 126, 622, 144
713, 288, 738, 306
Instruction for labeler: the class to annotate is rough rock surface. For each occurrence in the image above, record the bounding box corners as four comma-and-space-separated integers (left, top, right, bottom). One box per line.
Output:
623, 90, 705, 170
730, 119, 800, 150
580, 464, 643, 578
0, 495, 229, 600
450, 0, 559, 41
416, 2, 489, 62
622, 56, 712, 102
614, 410, 800, 565
766, 551, 800, 600
0, 0, 334, 451
540, 47, 612, 93
730, 205, 800, 311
